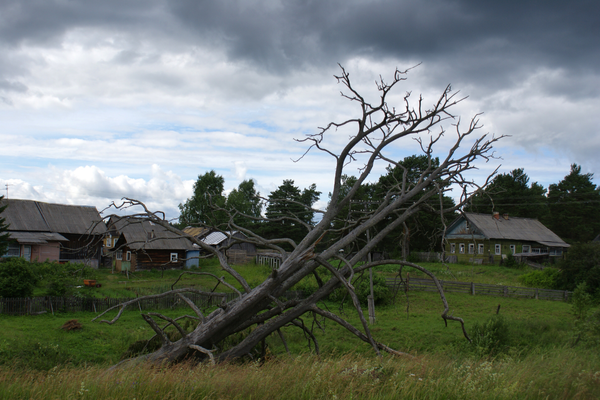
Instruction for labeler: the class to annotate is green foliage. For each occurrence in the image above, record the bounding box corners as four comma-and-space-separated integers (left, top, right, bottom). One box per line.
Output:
0, 258, 37, 298
0, 196, 9, 257
571, 282, 594, 320
262, 179, 320, 246
0, 339, 71, 370
330, 272, 391, 305
178, 170, 227, 227
547, 164, 600, 243
518, 268, 560, 289
225, 179, 262, 229
468, 168, 548, 220
502, 254, 524, 269
557, 242, 600, 293
33, 261, 95, 297
470, 315, 510, 356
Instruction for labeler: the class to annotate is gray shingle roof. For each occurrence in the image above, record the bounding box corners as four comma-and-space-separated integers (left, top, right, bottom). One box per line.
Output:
111, 217, 195, 251
1, 199, 107, 235
454, 212, 569, 247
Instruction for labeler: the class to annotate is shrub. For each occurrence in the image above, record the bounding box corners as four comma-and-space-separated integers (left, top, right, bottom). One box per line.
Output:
0, 258, 37, 298
470, 315, 510, 356
557, 242, 600, 293
330, 273, 392, 306
571, 282, 594, 320
519, 268, 560, 289
503, 253, 525, 269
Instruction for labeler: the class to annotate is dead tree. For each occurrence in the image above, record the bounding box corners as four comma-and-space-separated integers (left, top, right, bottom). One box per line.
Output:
94, 65, 502, 365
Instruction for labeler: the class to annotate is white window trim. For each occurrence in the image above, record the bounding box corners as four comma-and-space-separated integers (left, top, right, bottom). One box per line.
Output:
522, 245, 530, 253
468, 243, 475, 254
170, 253, 178, 262
478, 244, 484, 254
459, 243, 465, 254
450, 243, 456, 254
126, 251, 131, 261
509, 245, 516, 255
495, 244, 501, 255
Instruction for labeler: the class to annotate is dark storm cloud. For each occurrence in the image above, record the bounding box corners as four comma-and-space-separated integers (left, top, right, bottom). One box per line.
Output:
2, 0, 597, 80
165, 0, 600, 84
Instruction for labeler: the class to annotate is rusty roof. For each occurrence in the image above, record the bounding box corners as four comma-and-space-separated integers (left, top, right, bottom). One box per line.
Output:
182, 226, 211, 238
111, 217, 195, 251
449, 212, 569, 248
1, 199, 106, 235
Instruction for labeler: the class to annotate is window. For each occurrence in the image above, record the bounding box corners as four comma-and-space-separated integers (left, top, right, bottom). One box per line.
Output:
4, 243, 21, 258
522, 245, 530, 253
509, 245, 516, 255
459, 243, 465, 254
116, 250, 123, 260
468, 243, 474, 254
532, 248, 541, 254
126, 251, 131, 261
450, 243, 456, 254
495, 244, 501, 255
478, 244, 484, 254
170, 253, 178, 262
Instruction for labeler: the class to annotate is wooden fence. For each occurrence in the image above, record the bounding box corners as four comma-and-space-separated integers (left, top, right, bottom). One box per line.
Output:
386, 277, 572, 301
0, 291, 239, 316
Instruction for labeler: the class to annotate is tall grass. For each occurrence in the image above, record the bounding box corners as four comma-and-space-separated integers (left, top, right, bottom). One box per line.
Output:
1, 351, 598, 399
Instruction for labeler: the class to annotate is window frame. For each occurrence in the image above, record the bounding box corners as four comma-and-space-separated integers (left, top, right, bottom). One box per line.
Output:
459, 243, 465, 254
170, 253, 178, 262
495, 244, 501, 255
450, 243, 456, 254
468, 243, 475, 254
478, 244, 484, 254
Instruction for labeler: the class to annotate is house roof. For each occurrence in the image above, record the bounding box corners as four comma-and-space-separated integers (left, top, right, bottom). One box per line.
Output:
111, 217, 195, 251
8, 231, 69, 244
1, 199, 107, 235
449, 212, 569, 248
201, 231, 245, 246
182, 226, 211, 238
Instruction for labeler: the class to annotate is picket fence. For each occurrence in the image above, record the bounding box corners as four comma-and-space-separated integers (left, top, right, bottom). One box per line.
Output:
386, 277, 572, 301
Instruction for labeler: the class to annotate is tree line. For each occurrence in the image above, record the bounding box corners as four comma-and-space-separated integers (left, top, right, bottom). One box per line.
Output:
176, 161, 600, 256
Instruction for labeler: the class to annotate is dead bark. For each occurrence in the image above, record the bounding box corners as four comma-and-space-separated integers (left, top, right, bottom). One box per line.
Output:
97, 65, 499, 365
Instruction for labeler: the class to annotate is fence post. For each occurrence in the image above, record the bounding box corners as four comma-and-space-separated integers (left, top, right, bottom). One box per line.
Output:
503, 286, 508, 297
471, 282, 475, 295
535, 288, 539, 300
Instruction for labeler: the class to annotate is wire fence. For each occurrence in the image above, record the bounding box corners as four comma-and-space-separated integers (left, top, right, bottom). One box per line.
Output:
386, 277, 572, 301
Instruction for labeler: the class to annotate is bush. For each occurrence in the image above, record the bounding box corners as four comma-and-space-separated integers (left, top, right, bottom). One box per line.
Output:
557, 242, 600, 293
470, 314, 510, 356
503, 254, 525, 269
571, 282, 594, 320
330, 272, 392, 306
0, 258, 37, 298
519, 268, 560, 289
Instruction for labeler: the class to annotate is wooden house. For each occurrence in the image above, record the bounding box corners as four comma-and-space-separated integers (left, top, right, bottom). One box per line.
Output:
445, 212, 569, 264
109, 217, 195, 271
0, 198, 107, 267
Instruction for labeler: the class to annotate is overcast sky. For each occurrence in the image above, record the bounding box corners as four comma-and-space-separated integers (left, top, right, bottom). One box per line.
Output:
1, 0, 599, 220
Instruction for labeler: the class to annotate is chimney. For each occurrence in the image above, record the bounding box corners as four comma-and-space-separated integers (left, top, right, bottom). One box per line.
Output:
493, 212, 500, 220
503, 213, 509, 220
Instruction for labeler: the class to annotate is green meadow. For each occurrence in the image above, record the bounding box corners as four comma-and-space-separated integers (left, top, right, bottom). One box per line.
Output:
1, 261, 599, 399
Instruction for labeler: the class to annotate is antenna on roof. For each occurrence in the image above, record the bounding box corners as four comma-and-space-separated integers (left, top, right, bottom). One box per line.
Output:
4, 184, 11, 199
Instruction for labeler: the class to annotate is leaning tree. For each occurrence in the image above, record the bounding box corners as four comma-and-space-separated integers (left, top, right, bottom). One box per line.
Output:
95, 66, 501, 365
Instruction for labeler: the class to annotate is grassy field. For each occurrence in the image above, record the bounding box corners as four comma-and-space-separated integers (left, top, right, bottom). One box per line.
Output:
2, 260, 597, 398
57, 259, 535, 300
